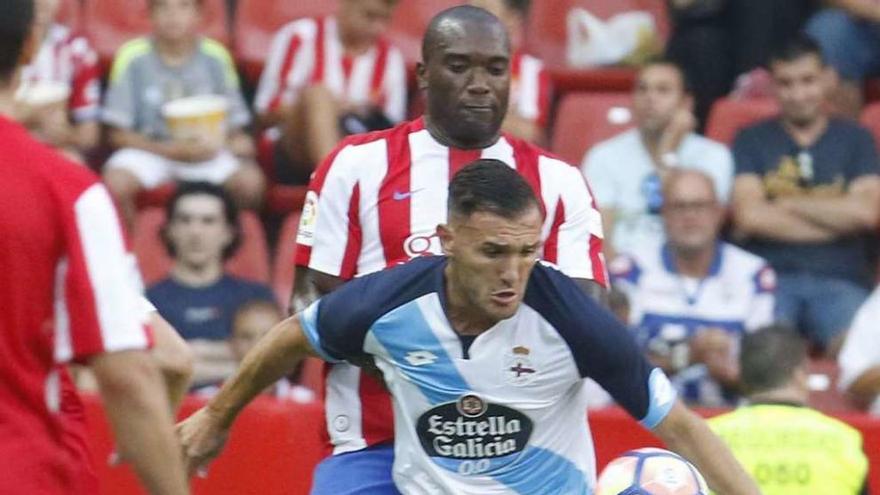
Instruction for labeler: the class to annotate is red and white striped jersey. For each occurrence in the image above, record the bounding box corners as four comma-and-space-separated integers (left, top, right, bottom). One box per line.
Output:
19, 23, 101, 122
0, 116, 150, 494
294, 117, 606, 455
254, 16, 407, 124
511, 50, 552, 128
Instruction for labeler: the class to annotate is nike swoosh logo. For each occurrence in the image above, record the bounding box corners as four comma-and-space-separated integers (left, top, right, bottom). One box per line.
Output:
392, 188, 423, 201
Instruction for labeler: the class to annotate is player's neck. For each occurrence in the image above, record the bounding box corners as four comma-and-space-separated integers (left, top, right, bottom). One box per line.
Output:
170, 261, 224, 287
670, 245, 715, 279
423, 114, 500, 150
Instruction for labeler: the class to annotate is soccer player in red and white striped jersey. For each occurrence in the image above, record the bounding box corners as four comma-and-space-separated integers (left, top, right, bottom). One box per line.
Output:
0, 3, 187, 493
15, 0, 101, 159
290, 6, 605, 494
254, 0, 406, 185
470, 0, 551, 144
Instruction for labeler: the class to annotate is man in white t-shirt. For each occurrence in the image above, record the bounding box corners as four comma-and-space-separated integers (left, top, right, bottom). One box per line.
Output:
581, 59, 733, 259
611, 170, 775, 407
838, 288, 880, 414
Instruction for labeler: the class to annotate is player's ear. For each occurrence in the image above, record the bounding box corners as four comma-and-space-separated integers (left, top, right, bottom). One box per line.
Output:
437, 224, 454, 255
416, 61, 428, 91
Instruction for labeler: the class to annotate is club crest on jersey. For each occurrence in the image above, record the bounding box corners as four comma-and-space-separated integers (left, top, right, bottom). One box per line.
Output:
417, 393, 533, 475
505, 345, 537, 385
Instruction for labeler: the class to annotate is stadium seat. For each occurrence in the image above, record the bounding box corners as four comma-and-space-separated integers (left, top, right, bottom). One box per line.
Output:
233, 0, 338, 83
551, 92, 634, 165
82, 0, 230, 71
704, 97, 779, 146
807, 358, 861, 414
57, 0, 82, 31
525, 0, 669, 92
387, 0, 460, 66
860, 102, 880, 145
272, 211, 302, 311
133, 207, 271, 286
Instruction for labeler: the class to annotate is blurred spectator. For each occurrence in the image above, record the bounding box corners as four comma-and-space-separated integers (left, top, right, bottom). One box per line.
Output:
146, 182, 275, 387
469, 0, 550, 144
611, 169, 774, 407
102, 0, 264, 226
15, 0, 100, 161
194, 300, 316, 402
581, 59, 732, 260
731, 35, 880, 354
253, 0, 405, 185
709, 325, 869, 495
805, 0, 880, 116
838, 287, 880, 414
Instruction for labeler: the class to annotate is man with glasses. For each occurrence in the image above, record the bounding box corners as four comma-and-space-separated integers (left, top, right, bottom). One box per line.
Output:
611, 169, 776, 407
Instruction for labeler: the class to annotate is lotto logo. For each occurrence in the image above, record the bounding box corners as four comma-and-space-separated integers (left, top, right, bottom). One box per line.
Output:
405, 351, 438, 366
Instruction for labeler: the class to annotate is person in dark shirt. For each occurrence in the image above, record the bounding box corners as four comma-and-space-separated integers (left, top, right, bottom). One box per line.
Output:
731, 34, 880, 355
147, 182, 274, 386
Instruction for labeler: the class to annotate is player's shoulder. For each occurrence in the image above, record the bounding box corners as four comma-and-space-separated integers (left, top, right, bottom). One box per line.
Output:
524, 261, 597, 316
503, 134, 580, 176
326, 119, 419, 164
318, 256, 445, 327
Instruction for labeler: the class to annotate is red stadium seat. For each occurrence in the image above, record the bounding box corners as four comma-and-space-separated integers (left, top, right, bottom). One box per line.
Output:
272, 211, 302, 311
860, 102, 880, 145
56, 0, 82, 31
133, 207, 271, 286
551, 92, 634, 165
807, 359, 862, 414
704, 97, 779, 146
82, 0, 230, 71
233, 0, 339, 83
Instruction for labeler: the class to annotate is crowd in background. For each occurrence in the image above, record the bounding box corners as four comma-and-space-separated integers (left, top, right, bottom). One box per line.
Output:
18, 0, 880, 418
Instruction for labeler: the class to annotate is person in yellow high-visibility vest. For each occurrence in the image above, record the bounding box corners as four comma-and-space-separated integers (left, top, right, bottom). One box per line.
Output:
709, 325, 869, 494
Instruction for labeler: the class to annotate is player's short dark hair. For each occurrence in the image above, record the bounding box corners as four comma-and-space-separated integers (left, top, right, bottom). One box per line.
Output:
448, 159, 541, 221
739, 324, 808, 396
422, 5, 506, 63
0, 0, 34, 84
161, 181, 242, 261
502, 0, 531, 16
768, 33, 825, 67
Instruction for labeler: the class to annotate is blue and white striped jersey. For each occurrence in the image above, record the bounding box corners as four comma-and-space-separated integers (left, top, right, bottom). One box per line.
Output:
300, 256, 675, 495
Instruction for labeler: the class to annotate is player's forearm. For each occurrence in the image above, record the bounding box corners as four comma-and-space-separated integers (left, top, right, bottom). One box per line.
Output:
92, 351, 189, 495
207, 316, 311, 428
655, 402, 761, 495
149, 313, 194, 413
781, 195, 879, 235
290, 268, 344, 315
733, 202, 836, 242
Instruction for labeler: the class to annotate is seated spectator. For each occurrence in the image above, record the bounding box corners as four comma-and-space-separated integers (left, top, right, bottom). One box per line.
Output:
253, 0, 405, 185
709, 325, 869, 495
581, 58, 732, 260
805, 1, 880, 116
611, 170, 775, 407
146, 182, 275, 387
15, 0, 100, 161
194, 300, 316, 403
731, 35, 880, 354
102, 0, 264, 226
838, 287, 880, 414
469, 0, 550, 144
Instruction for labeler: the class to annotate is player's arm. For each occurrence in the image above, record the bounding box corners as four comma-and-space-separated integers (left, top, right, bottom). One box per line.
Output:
91, 350, 189, 494
731, 174, 836, 242
148, 311, 193, 413
290, 267, 344, 314
177, 314, 315, 474
653, 401, 761, 495
774, 175, 880, 234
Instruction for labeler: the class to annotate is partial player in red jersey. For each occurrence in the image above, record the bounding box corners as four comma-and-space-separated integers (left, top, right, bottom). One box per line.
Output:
0, 2, 188, 493
289, 6, 606, 494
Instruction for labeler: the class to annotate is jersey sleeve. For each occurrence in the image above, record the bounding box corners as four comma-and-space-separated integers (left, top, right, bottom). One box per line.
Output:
294, 141, 363, 279
254, 22, 311, 115
545, 158, 607, 286
57, 182, 151, 363
526, 262, 677, 429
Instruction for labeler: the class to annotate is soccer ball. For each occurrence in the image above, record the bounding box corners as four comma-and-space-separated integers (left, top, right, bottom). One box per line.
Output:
595, 448, 709, 495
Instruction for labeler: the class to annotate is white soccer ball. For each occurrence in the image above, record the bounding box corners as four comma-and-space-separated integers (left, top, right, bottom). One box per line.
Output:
595, 448, 709, 495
